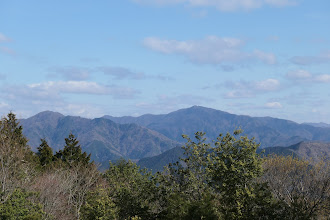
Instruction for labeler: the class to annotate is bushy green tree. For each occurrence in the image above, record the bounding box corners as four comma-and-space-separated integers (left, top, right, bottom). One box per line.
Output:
170, 129, 281, 219
0, 188, 45, 220
81, 187, 118, 220
105, 159, 159, 220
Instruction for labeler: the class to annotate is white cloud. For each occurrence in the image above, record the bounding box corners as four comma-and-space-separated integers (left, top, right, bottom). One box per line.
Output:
286, 69, 330, 83
0, 102, 9, 108
144, 36, 276, 65
2, 81, 140, 103
286, 69, 311, 80
0, 80, 141, 118
254, 79, 280, 91
314, 74, 330, 83
133, 0, 297, 11
29, 81, 110, 95
265, 102, 283, 109
53, 103, 107, 118
253, 50, 276, 65
0, 33, 11, 43
224, 91, 254, 99
224, 78, 280, 99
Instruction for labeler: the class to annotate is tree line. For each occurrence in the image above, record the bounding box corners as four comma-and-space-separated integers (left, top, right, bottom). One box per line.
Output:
0, 112, 329, 219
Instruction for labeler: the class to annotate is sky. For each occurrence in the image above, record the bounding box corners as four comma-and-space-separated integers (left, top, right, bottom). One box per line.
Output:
0, 0, 330, 123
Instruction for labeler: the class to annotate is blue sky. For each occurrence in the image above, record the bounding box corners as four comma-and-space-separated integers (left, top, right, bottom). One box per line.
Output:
1, 0, 330, 123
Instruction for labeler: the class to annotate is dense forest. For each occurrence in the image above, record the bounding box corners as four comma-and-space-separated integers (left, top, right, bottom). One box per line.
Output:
0, 112, 329, 219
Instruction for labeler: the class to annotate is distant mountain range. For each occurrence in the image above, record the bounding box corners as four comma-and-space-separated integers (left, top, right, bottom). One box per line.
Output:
19, 106, 330, 169
138, 141, 330, 172
104, 106, 330, 148
303, 122, 330, 128
260, 141, 330, 162
20, 111, 178, 168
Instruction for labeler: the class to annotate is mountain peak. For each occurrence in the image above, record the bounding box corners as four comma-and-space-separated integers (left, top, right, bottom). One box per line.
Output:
31, 110, 64, 119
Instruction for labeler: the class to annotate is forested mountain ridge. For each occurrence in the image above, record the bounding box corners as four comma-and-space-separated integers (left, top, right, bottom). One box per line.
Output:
138, 141, 330, 172
20, 111, 179, 167
104, 106, 330, 148
19, 106, 330, 168
261, 141, 330, 162
1, 112, 328, 219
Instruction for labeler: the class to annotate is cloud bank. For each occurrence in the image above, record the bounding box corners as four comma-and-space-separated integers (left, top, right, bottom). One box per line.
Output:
144, 36, 276, 65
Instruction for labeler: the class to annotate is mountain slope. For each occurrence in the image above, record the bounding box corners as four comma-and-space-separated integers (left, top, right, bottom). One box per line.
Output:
137, 146, 184, 172
303, 122, 330, 128
104, 106, 330, 148
260, 141, 330, 163
138, 141, 330, 172
20, 111, 179, 167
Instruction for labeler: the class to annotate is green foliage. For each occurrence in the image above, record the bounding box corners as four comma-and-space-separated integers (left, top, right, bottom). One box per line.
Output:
0, 188, 45, 220
178, 129, 280, 219
0, 112, 28, 147
55, 133, 91, 167
1, 111, 328, 219
81, 187, 118, 220
164, 190, 219, 220
0, 112, 36, 163
0, 113, 38, 203
37, 139, 53, 168
105, 159, 158, 220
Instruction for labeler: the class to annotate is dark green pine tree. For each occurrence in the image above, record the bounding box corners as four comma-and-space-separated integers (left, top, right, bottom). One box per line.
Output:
37, 139, 53, 168
0, 112, 37, 164
55, 133, 91, 167
1, 112, 28, 149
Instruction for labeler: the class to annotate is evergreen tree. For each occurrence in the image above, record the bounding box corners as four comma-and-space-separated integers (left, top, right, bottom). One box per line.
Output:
55, 133, 91, 167
0, 112, 37, 202
0, 112, 28, 148
0, 188, 45, 219
37, 138, 53, 168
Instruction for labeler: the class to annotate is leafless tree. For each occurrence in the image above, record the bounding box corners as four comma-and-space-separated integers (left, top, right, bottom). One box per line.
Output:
261, 155, 330, 219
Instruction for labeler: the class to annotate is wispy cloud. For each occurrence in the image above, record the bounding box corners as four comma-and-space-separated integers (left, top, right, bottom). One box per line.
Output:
224, 78, 281, 99
98, 66, 146, 80
0, 33, 11, 43
47, 66, 91, 81
28, 81, 111, 95
0, 46, 16, 56
98, 66, 174, 81
286, 69, 330, 83
264, 102, 283, 109
144, 36, 276, 65
133, 0, 297, 11
2, 81, 140, 101
135, 94, 213, 113
290, 51, 330, 65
